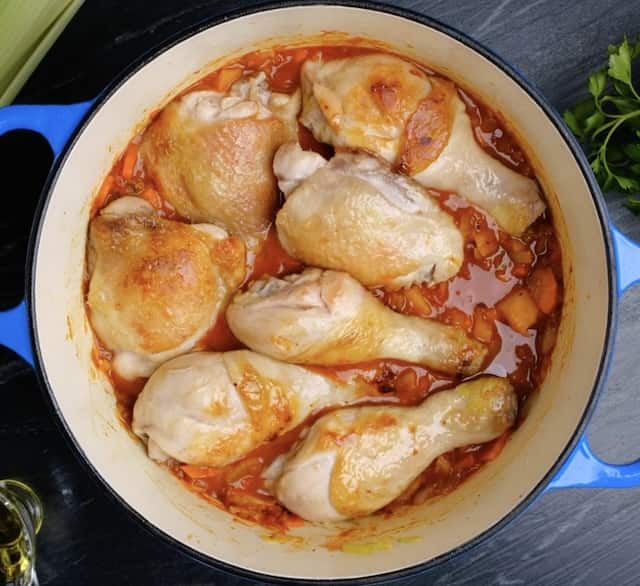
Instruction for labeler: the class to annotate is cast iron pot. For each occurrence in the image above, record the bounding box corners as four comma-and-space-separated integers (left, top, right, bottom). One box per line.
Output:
1, 2, 640, 583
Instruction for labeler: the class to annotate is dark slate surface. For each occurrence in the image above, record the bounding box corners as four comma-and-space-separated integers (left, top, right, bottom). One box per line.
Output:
1, 0, 640, 584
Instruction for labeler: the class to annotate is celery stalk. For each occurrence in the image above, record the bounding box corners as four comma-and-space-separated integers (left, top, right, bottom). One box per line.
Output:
0, 0, 84, 105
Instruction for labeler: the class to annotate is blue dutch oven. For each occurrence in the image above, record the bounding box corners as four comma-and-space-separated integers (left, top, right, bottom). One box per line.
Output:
0, 2, 639, 582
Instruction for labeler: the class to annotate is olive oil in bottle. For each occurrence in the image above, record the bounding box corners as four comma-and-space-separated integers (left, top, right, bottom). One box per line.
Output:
0, 500, 32, 585
0, 481, 42, 586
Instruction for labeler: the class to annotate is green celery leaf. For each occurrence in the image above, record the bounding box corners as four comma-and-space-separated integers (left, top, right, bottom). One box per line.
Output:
629, 162, 640, 175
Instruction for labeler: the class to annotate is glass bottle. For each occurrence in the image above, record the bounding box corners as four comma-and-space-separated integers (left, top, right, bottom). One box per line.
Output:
0, 480, 43, 586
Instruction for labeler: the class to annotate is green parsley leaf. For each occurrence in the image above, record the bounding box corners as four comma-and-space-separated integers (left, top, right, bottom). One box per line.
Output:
615, 175, 640, 191
565, 34, 640, 217
588, 70, 607, 97
624, 143, 640, 162
608, 37, 632, 86
602, 95, 638, 113
607, 143, 625, 164
633, 35, 640, 58
583, 110, 605, 135
563, 110, 582, 137
573, 97, 596, 122
625, 196, 640, 213
613, 78, 632, 96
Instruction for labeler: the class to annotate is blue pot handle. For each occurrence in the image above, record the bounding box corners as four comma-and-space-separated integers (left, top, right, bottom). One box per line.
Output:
0, 101, 92, 366
548, 223, 640, 490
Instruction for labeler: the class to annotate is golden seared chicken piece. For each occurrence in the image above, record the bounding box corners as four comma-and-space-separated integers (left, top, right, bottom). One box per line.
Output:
273, 376, 517, 521
300, 53, 544, 235
140, 73, 300, 241
274, 144, 464, 288
132, 350, 374, 467
87, 197, 245, 379
227, 268, 486, 376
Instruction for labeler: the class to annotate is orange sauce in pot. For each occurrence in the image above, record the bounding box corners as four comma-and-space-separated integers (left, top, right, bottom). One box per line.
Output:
87, 43, 563, 531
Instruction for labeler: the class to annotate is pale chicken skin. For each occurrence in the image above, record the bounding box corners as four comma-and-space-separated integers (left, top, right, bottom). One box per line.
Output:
300, 53, 544, 235
132, 350, 376, 468
140, 73, 300, 241
273, 376, 517, 521
227, 268, 487, 376
86, 197, 245, 379
274, 144, 464, 288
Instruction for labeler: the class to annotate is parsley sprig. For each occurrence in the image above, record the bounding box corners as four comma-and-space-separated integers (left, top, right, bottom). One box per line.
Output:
563, 36, 640, 212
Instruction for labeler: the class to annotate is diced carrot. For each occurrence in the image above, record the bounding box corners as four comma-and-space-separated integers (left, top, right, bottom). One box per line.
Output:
386, 291, 407, 313
285, 515, 305, 528
94, 175, 115, 209
216, 67, 243, 92
139, 187, 163, 209
434, 455, 452, 475
481, 432, 510, 462
495, 268, 510, 282
511, 264, 530, 279
472, 306, 497, 343
224, 457, 263, 484
180, 464, 221, 479
496, 287, 540, 334
395, 369, 417, 396
527, 266, 559, 314
244, 50, 270, 69
405, 286, 432, 317
425, 281, 449, 306
458, 207, 479, 242
457, 454, 476, 469
474, 227, 499, 257
121, 142, 139, 180
291, 48, 309, 63
540, 322, 558, 354
442, 308, 472, 331
504, 237, 534, 264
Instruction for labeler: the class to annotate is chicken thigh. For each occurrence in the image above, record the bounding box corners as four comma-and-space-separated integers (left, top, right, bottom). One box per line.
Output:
227, 268, 486, 376
132, 350, 375, 467
273, 376, 516, 521
300, 53, 544, 235
86, 197, 245, 379
274, 144, 464, 288
140, 72, 300, 241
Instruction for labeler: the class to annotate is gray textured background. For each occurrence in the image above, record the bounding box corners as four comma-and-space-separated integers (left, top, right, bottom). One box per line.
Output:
1, 0, 639, 584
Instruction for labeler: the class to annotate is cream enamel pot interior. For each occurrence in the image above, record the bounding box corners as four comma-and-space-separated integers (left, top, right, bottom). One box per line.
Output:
2, 2, 640, 582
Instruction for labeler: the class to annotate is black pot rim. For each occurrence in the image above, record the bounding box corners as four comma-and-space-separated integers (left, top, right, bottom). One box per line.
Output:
24, 1, 618, 584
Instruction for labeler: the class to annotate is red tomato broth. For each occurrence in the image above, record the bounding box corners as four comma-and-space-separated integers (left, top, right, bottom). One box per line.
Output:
87, 43, 563, 531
